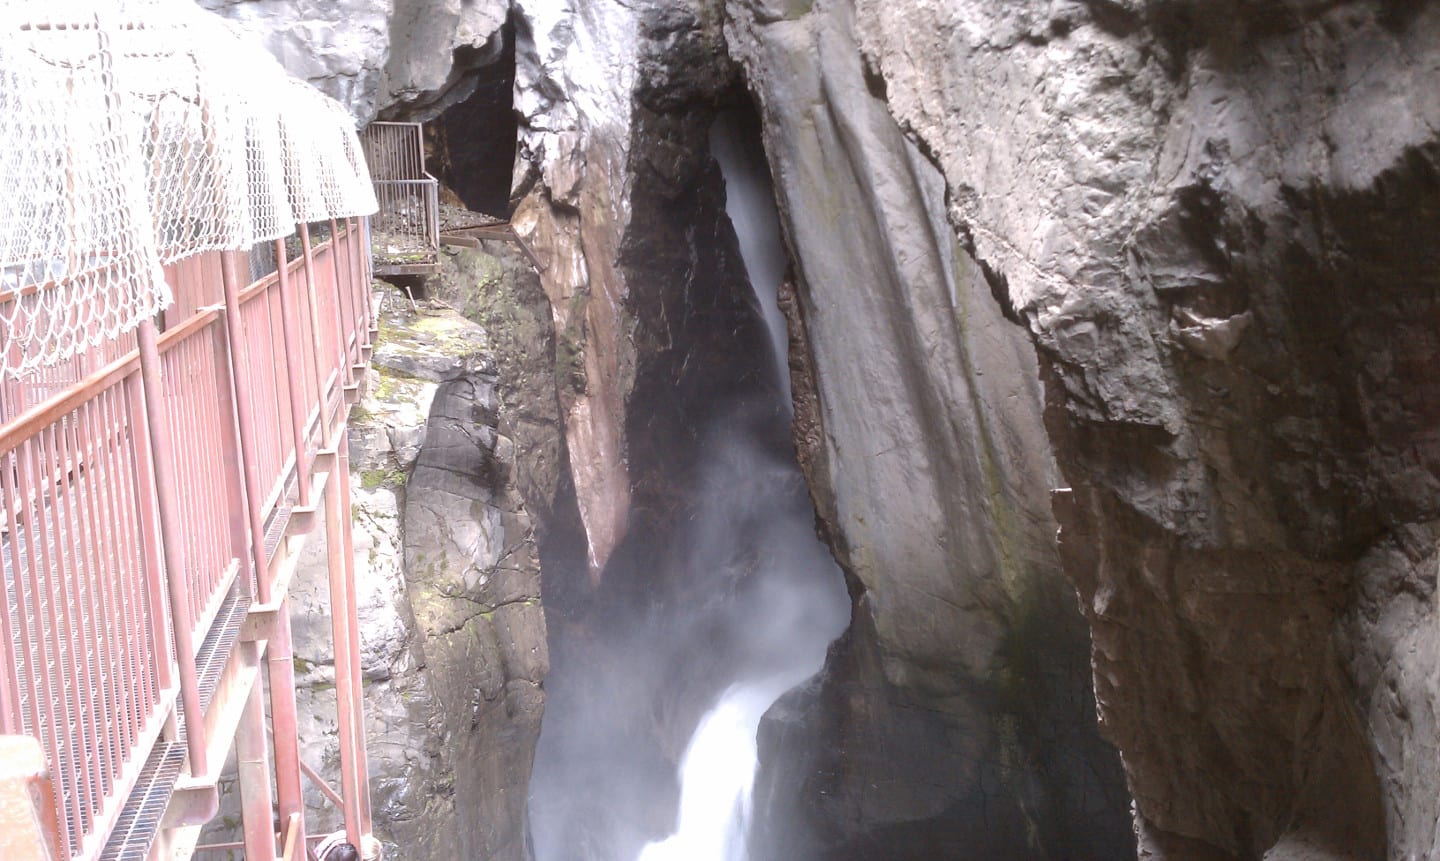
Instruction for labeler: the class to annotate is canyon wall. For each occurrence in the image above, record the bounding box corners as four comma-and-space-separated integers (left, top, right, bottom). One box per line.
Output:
205, 0, 1440, 858
809, 1, 1440, 857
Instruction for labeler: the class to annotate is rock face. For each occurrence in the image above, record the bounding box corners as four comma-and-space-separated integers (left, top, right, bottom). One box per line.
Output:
803, 1, 1440, 857
198, 0, 507, 121
722, 4, 1134, 856
512, 0, 1440, 856
202, 271, 552, 861
208, 0, 1440, 858
509, 0, 1134, 857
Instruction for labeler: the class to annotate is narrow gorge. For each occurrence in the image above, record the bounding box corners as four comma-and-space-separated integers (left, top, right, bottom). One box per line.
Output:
204, 0, 1440, 859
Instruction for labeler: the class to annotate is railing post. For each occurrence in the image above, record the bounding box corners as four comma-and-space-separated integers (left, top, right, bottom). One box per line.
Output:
211, 315, 255, 594
273, 239, 311, 509
127, 371, 176, 692
349, 217, 373, 344
218, 251, 272, 603
136, 318, 207, 775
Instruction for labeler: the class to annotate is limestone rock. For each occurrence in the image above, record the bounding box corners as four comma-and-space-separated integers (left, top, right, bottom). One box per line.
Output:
198, 283, 549, 861
196, 0, 507, 121
826, 0, 1440, 856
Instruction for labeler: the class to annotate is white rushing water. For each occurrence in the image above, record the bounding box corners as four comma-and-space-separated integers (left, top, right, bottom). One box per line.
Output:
635, 111, 844, 861
635, 683, 780, 861
709, 109, 791, 406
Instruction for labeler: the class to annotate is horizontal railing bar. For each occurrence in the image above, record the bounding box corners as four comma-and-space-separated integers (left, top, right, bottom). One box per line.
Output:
0, 357, 136, 457
155, 308, 222, 355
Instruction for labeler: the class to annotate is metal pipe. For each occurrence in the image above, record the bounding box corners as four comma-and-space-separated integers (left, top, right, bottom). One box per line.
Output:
126, 370, 176, 693
136, 317, 207, 775
299, 759, 345, 811
329, 219, 355, 378
274, 239, 312, 509
237, 644, 277, 861
349, 218, 372, 340
219, 250, 272, 603
211, 313, 255, 599
324, 451, 362, 848
336, 429, 372, 833
269, 604, 306, 852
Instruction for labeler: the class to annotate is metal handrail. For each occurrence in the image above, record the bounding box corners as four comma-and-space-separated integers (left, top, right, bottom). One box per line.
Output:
0, 221, 374, 859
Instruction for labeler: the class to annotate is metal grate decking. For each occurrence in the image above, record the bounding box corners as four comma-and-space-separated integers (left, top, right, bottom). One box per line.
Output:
95, 739, 186, 861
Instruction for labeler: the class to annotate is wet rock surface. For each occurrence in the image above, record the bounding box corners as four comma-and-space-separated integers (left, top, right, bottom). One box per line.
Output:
832, 0, 1440, 857
202, 271, 553, 861
215, 1, 1440, 858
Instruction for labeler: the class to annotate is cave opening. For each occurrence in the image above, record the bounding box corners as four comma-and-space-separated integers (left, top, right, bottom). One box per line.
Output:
410, 16, 519, 218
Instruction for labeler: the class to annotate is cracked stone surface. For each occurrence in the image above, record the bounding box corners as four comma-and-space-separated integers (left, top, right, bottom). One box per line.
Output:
202, 284, 548, 861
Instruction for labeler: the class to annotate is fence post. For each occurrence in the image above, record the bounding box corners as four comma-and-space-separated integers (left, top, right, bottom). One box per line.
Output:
127, 371, 176, 692
336, 427, 372, 834
211, 314, 255, 596
136, 318, 207, 776
236, 643, 277, 861
218, 251, 273, 604
268, 609, 306, 853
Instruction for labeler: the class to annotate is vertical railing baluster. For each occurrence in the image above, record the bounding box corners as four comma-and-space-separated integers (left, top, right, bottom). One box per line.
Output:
28, 428, 77, 855
80, 397, 125, 784
54, 412, 100, 819
9, 440, 60, 849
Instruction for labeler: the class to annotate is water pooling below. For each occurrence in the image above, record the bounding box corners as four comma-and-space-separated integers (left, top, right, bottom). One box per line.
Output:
528, 107, 850, 861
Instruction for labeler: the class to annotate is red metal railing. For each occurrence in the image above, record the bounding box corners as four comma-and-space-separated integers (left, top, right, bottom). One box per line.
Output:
0, 359, 177, 859
0, 219, 372, 859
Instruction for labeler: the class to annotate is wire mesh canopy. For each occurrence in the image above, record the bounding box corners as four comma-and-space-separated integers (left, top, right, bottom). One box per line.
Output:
0, 0, 378, 380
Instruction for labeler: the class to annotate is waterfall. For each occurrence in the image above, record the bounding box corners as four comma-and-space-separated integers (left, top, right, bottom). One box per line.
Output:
633, 111, 847, 861
529, 106, 848, 861
708, 109, 792, 406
